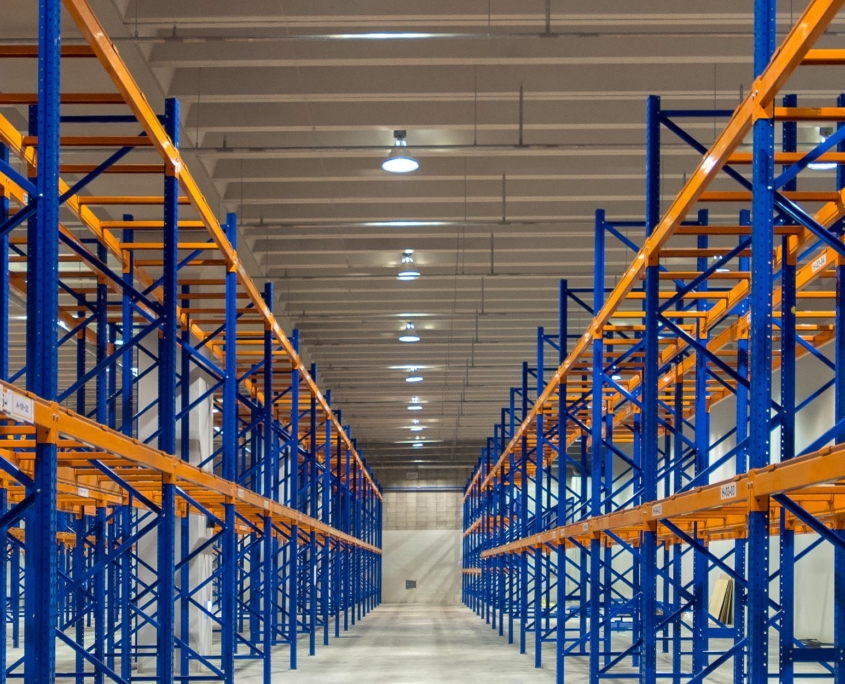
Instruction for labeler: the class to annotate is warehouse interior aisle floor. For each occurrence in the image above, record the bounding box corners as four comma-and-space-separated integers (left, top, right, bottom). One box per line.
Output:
237, 605, 559, 683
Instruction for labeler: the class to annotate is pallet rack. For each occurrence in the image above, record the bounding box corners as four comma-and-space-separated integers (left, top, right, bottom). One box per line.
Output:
0, 0, 381, 682
462, 0, 845, 682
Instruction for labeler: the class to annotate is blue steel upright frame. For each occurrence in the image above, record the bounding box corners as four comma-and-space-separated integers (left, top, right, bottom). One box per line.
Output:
462, 1, 845, 682
0, 0, 384, 681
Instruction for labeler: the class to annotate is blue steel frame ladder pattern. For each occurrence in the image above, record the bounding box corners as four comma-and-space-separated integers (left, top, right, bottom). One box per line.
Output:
0, 0, 382, 682
462, 1, 845, 682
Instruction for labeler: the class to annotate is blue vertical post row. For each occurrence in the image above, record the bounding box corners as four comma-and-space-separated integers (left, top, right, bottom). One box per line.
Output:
94, 507, 106, 684
308, 365, 318, 656
221, 213, 238, 684
344, 429, 351, 633
263, 281, 276, 683
25, 1, 61, 681
733, 209, 750, 683
290, 330, 301, 669
589, 209, 605, 684
0, 144, 8, 384
0, 488, 6, 684
74, 513, 86, 683
179, 284, 191, 679
121, 214, 135, 436
322, 392, 332, 647
748, 2, 776, 682
519, 362, 529, 656
834, 91, 845, 684
556, 279, 568, 684
96, 238, 108, 427
779, 93, 798, 683
0, 142, 7, 684
157, 96, 181, 684
535, 327, 545, 669
641, 94, 661, 684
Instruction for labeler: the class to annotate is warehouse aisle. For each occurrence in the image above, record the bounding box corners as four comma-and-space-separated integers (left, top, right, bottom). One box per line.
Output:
238, 605, 558, 683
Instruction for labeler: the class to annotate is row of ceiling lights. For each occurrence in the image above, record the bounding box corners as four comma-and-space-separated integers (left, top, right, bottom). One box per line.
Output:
382, 132, 428, 447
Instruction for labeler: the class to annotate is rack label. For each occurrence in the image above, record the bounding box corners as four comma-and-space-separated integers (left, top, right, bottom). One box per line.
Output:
2, 389, 33, 424
651, 503, 663, 516
581, 522, 589, 532
720, 483, 737, 500
812, 253, 828, 274
78, 487, 89, 499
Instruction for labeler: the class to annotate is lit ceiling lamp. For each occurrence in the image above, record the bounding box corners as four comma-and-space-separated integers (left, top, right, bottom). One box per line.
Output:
397, 249, 420, 281
410, 426, 424, 432
382, 129, 419, 174
405, 367, 424, 383
810, 126, 838, 171
399, 322, 420, 343
412, 442, 424, 448
407, 395, 423, 411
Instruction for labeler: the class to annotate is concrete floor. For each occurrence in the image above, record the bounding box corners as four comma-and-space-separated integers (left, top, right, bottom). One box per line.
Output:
237, 605, 559, 683
42, 604, 832, 682
235, 606, 831, 683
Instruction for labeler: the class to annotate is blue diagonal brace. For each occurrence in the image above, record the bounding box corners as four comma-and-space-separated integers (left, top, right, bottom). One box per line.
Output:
774, 493, 845, 551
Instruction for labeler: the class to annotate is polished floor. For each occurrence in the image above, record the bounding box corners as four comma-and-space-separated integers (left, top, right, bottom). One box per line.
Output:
238, 605, 559, 683
236, 605, 829, 683
45, 604, 830, 682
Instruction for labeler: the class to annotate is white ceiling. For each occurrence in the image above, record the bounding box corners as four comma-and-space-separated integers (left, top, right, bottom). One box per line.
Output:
3, 0, 843, 477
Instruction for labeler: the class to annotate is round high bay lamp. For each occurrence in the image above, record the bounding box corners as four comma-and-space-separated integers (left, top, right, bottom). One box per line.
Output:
382, 130, 420, 174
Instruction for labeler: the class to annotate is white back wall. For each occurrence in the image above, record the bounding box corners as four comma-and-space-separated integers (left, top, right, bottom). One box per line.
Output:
707, 346, 835, 642
381, 470, 466, 605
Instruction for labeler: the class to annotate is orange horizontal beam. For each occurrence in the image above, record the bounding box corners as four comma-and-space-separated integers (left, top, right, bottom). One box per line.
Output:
76, 196, 191, 206
700, 191, 840, 202
60, 164, 164, 175
802, 48, 845, 64
0, 45, 94, 58
100, 220, 207, 231
0, 93, 124, 105
120, 242, 217, 251
23, 136, 153, 147
774, 106, 845, 121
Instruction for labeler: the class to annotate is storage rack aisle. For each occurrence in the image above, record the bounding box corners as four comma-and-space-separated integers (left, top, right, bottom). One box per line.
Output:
462, 0, 845, 682
0, 0, 382, 682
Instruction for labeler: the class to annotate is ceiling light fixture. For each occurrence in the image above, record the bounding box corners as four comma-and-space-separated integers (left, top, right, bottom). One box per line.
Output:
809, 161, 837, 171
382, 130, 420, 174
405, 367, 424, 383
397, 249, 420, 281
410, 426, 424, 432
399, 321, 420, 343
407, 405, 423, 411
810, 128, 838, 171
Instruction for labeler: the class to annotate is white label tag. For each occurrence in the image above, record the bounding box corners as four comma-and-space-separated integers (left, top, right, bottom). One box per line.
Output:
264, 500, 270, 510
720, 483, 737, 500
237, 488, 244, 498
582, 522, 589, 532
2, 389, 34, 423
651, 503, 663, 516
812, 253, 828, 273
78, 487, 89, 499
